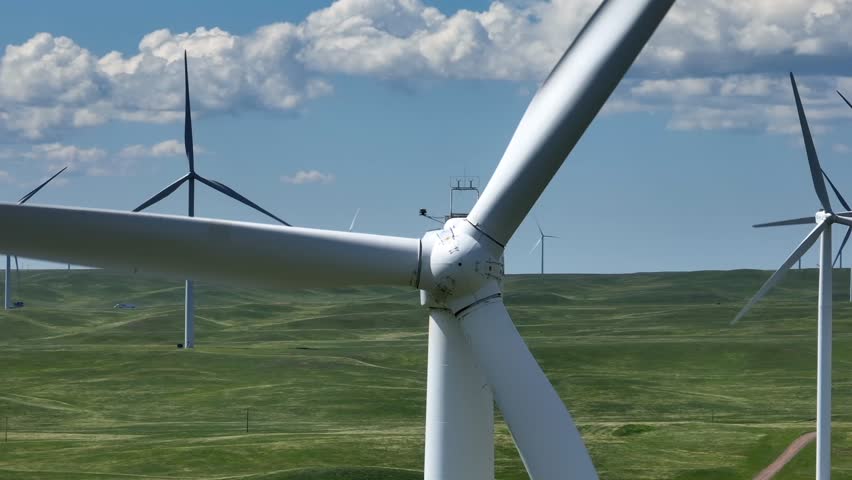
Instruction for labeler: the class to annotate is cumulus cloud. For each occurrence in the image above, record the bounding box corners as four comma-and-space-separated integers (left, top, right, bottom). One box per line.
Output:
2, 0, 852, 141
17, 143, 113, 176
4, 141, 185, 177
118, 139, 203, 158
280, 169, 335, 184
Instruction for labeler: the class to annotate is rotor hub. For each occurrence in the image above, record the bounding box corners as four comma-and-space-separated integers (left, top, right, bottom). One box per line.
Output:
816, 210, 832, 224
419, 218, 504, 312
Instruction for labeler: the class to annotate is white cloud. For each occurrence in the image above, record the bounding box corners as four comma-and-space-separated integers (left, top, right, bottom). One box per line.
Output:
2, 0, 852, 141
8, 142, 141, 177
280, 169, 335, 184
834, 143, 851, 154
20, 143, 110, 176
617, 73, 852, 135
118, 139, 202, 158
0, 170, 11, 184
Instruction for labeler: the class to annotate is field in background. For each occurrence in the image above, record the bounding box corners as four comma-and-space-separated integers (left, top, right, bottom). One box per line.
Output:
2, 269, 852, 479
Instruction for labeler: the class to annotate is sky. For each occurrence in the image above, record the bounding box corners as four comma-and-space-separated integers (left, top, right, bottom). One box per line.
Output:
3, 0, 852, 274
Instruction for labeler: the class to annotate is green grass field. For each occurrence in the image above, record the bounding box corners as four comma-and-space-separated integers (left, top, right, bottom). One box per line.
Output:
2, 268, 852, 479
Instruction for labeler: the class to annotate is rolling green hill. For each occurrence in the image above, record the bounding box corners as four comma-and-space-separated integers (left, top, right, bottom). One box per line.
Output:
1, 269, 851, 479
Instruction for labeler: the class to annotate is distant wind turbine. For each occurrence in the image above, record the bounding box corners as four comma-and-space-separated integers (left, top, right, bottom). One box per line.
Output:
529, 216, 557, 275
733, 73, 852, 480
834, 89, 852, 302
132, 52, 290, 348
4, 166, 67, 310
349, 208, 360, 232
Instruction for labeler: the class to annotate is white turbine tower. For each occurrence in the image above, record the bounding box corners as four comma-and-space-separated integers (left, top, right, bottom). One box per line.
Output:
530, 216, 558, 275
3, 166, 67, 310
0, 0, 675, 477
733, 73, 852, 480
132, 52, 290, 349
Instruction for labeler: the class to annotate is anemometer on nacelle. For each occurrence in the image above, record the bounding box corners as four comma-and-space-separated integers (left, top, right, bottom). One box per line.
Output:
420, 175, 481, 224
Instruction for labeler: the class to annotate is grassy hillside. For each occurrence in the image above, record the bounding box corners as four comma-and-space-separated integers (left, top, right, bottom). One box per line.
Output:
1, 269, 851, 479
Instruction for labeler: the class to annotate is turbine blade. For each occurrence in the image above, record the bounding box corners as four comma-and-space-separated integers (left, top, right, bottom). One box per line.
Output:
529, 237, 542, 254
834, 227, 851, 267
753, 217, 815, 228
18, 166, 68, 205
0, 203, 419, 289
196, 176, 291, 226
791, 73, 832, 212
349, 208, 360, 232
466, 0, 675, 245
822, 169, 851, 211
534, 213, 543, 236
184, 51, 195, 173
838, 90, 852, 110
458, 298, 598, 479
732, 220, 827, 324
133, 174, 189, 212
833, 215, 852, 229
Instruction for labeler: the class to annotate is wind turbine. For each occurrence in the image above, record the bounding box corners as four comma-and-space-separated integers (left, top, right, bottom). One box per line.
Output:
348, 208, 360, 232
733, 73, 852, 480
529, 216, 558, 275
4, 166, 67, 310
834, 89, 852, 302
0, 0, 675, 477
132, 51, 290, 349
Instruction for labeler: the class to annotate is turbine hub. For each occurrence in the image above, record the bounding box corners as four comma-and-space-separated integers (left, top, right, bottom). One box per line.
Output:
816, 210, 832, 223
419, 218, 504, 312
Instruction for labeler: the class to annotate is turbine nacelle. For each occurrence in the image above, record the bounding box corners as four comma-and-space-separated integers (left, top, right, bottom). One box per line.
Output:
419, 218, 504, 312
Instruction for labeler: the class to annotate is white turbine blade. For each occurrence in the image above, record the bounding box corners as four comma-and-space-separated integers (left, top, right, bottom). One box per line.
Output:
349, 208, 360, 232
529, 237, 542, 254
732, 220, 827, 325
753, 216, 815, 228
458, 298, 597, 479
466, 0, 675, 246
0, 203, 420, 289
832, 215, 852, 229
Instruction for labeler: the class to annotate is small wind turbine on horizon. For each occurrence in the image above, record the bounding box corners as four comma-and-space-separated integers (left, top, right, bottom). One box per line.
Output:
4, 166, 67, 310
348, 208, 360, 232
132, 52, 290, 348
529, 216, 557, 275
733, 73, 852, 480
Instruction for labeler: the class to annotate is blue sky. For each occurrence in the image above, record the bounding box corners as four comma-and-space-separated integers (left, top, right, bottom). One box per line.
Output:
3, 0, 852, 274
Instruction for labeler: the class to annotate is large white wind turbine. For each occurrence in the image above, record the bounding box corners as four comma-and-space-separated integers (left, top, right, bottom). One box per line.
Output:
3, 166, 67, 310
132, 52, 290, 349
0, 1, 675, 477
529, 216, 558, 275
733, 73, 852, 480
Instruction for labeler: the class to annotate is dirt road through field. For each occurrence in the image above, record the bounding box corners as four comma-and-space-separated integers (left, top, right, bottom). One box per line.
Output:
753, 432, 816, 480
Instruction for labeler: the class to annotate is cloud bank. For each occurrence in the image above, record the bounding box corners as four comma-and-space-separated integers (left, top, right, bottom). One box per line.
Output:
1, 0, 852, 144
